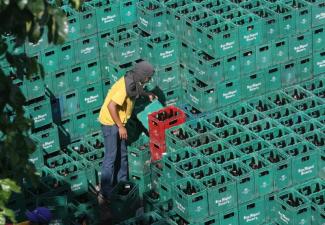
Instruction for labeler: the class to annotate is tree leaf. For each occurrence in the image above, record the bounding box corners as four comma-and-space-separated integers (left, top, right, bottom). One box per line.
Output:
27, 0, 45, 19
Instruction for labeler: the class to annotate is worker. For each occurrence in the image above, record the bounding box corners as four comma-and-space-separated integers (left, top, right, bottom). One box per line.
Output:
98, 60, 156, 200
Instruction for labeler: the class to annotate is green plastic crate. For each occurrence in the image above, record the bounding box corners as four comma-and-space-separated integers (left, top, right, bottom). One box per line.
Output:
72, 111, 90, 138
288, 0, 312, 32
284, 142, 318, 184
185, 133, 218, 149
137, 0, 166, 34
183, 10, 213, 44
265, 193, 277, 223
53, 162, 89, 196
291, 119, 323, 135
119, 0, 137, 24
191, 51, 224, 83
219, 209, 239, 225
119, 211, 162, 225
76, 35, 98, 62
289, 31, 312, 59
165, 125, 197, 152
89, 107, 101, 133
25, 30, 48, 55
143, 31, 178, 67
205, 112, 233, 129
234, 112, 265, 126
236, 139, 271, 155
32, 123, 60, 154
143, 190, 161, 212
222, 102, 253, 118
176, 155, 211, 177
242, 155, 274, 195
107, 30, 139, 64
97, 30, 113, 56
281, 61, 298, 87
60, 89, 79, 117
95, 1, 120, 32
52, 69, 69, 95
28, 148, 44, 169
303, 129, 324, 148
279, 111, 310, 127
275, 189, 311, 225
245, 118, 277, 134
272, 37, 289, 64
193, 15, 224, 50
59, 42, 75, 69
232, 13, 262, 48
268, 3, 296, 37
247, 97, 277, 112
85, 59, 101, 84
69, 64, 86, 89
240, 47, 256, 75
305, 104, 325, 120
26, 75, 45, 101
313, 25, 325, 52
212, 124, 245, 139
313, 51, 325, 76
186, 118, 215, 134
129, 171, 152, 199
78, 82, 103, 111
62, 6, 80, 41
223, 160, 256, 204
239, 197, 266, 225
266, 90, 293, 107
188, 163, 219, 180
173, 177, 209, 222
310, 190, 325, 225
241, 71, 266, 99
217, 78, 241, 107
264, 105, 297, 120
127, 133, 151, 174
200, 171, 237, 215
251, 7, 279, 42
42, 46, 59, 73
296, 56, 313, 82
205, 21, 239, 57
256, 43, 272, 70
25, 96, 52, 129
79, 3, 97, 36
303, 0, 325, 27
154, 63, 180, 91
208, 147, 242, 165
295, 178, 325, 198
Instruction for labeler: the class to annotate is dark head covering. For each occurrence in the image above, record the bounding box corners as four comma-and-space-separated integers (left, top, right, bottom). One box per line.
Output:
125, 61, 155, 99
26, 207, 52, 224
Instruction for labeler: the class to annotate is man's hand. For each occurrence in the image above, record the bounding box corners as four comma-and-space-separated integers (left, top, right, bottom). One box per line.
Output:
148, 94, 157, 102
118, 126, 128, 140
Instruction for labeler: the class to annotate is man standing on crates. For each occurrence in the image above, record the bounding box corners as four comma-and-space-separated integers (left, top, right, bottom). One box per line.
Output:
98, 60, 156, 200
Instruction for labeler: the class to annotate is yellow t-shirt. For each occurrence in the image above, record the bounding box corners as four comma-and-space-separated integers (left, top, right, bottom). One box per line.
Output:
98, 77, 134, 126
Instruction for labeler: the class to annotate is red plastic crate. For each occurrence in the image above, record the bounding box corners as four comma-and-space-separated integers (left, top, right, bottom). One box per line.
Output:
148, 106, 186, 143
150, 141, 166, 161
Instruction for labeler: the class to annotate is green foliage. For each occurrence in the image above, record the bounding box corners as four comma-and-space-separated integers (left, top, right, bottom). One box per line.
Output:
0, 0, 81, 223
0, 179, 21, 224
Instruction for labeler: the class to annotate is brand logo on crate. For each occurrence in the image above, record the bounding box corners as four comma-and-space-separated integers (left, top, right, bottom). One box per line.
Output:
316, 60, 325, 68
29, 157, 39, 164
102, 14, 117, 23
85, 95, 99, 104
162, 76, 175, 83
160, 50, 175, 59
294, 44, 308, 53
223, 90, 237, 99
278, 211, 290, 224
175, 200, 186, 213
216, 195, 232, 206
81, 46, 95, 55
34, 114, 48, 123
244, 212, 261, 222
42, 140, 54, 149
220, 42, 235, 51
139, 17, 148, 27
71, 182, 83, 191
121, 50, 136, 58
195, 206, 203, 212
315, 13, 325, 21
298, 165, 315, 175
280, 175, 287, 181
189, 94, 199, 104
247, 83, 261, 92
242, 188, 249, 195
244, 33, 259, 42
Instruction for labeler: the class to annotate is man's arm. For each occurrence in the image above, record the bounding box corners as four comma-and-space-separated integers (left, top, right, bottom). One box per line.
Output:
108, 100, 128, 140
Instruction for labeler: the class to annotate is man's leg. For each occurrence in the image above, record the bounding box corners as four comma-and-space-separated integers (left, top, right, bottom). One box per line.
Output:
100, 125, 118, 198
117, 138, 128, 182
